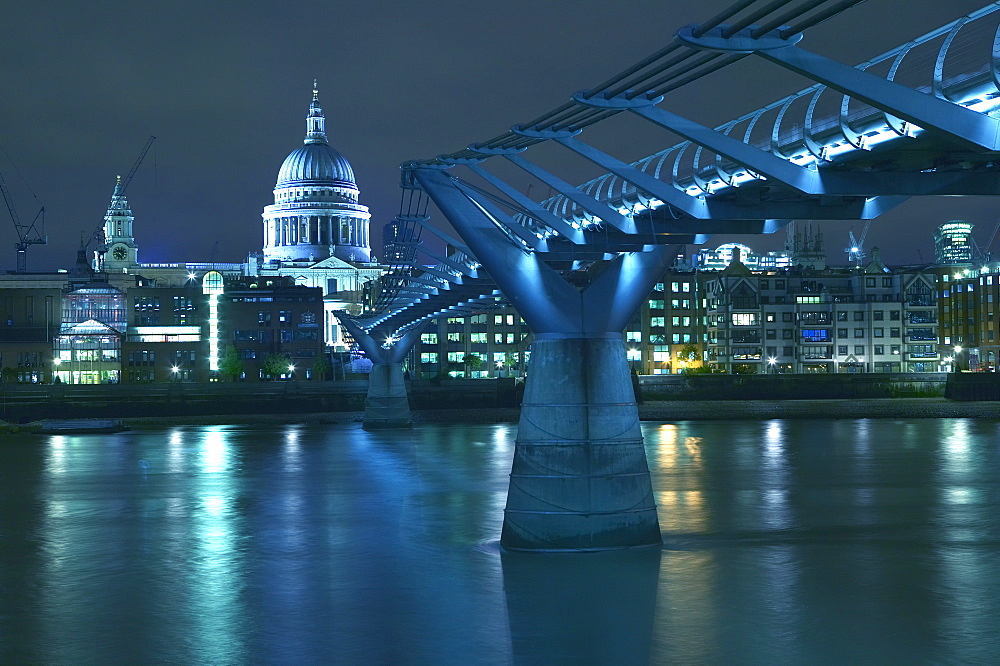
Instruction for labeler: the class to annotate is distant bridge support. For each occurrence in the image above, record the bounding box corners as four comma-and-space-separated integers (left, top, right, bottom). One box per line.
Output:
413, 167, 667, 552
336, 315, 427, 430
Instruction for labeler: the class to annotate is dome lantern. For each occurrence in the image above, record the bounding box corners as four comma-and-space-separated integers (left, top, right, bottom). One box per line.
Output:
305, 79, 327, 145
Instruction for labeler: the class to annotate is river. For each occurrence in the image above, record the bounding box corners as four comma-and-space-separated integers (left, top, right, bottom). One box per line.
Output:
1, 419, 998, 663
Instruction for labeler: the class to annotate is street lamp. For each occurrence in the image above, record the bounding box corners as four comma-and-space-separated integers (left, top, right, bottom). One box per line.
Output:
954, 346, 963, 372
767, 357, 777, 374
287, 364, 295, 379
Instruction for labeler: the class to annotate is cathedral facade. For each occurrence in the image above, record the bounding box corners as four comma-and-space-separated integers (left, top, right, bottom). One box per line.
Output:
251, 83, 383, 348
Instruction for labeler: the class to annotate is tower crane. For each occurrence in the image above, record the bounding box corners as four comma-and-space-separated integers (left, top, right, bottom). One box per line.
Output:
845, 220, 872, 267
981, 217, 1000, 262
84, 135, 155, 271
0, 157, 46, 273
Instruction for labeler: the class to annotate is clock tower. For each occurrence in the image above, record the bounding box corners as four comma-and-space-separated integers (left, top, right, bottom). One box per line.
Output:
96, 175, 139, 271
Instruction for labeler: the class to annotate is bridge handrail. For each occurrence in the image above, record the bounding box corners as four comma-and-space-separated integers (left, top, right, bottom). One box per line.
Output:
408, 2, 1000, 237
536, 2, 1000, 227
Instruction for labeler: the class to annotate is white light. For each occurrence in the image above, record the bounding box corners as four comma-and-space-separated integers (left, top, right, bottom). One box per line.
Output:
955, 346, 963, 353
171, 366, 180, 373
287, 364, 295, 373
187, 273, 197, 280
208, 293, 219, 371
52, 358, 62, 366
768, 357, 777, 365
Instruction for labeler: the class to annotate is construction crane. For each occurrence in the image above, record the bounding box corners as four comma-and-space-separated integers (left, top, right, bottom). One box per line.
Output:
980, 217, 1000, 262
845, 220, 872, 267
84, 135, 156, 271
0, 156, 46, 273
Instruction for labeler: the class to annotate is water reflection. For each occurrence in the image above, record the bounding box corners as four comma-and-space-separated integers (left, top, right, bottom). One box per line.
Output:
2, 419, 998, 663
502, 548, 660, 664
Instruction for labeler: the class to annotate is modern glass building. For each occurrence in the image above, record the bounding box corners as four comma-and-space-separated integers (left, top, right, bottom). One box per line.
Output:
934, 221, 975, 265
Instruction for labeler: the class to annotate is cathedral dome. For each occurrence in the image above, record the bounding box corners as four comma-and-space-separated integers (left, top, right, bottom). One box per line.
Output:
276, 142, 356, 189
274, 82, 357, 191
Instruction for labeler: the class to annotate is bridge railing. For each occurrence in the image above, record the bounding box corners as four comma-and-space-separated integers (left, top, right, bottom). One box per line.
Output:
533, 3, 1000, 228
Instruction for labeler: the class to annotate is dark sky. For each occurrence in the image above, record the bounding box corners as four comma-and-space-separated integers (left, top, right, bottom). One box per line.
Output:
1, 0, 995, 272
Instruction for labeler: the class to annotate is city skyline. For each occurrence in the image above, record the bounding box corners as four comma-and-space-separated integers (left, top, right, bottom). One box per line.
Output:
1, 0, 995, 272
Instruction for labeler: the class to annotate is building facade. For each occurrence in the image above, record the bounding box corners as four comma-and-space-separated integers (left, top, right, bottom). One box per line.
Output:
937, 264, 1000, 372
701, 249, 941, 374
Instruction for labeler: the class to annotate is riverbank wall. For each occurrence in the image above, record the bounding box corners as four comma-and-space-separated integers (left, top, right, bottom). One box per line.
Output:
639, 372, 949, 401
0, 373, 996, 423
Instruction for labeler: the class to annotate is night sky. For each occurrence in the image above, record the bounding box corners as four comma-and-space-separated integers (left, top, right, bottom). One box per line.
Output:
1, 0, 995, 272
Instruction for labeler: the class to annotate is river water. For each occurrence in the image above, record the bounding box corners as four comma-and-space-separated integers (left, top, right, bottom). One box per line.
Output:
1, 418, 999, 664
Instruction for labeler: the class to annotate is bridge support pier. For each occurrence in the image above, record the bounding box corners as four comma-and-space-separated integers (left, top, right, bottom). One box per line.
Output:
364, 362, 411, 429
336, 315, 427, 431
503, 335, 659, 551
413, 167, 671, 551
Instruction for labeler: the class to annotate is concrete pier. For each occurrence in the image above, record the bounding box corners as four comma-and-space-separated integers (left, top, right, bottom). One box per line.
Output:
363, 363, 412, 430
501, 335, 661, 551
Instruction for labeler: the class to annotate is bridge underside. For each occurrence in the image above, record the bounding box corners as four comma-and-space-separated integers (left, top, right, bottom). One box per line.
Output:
346, 0, 1000, 550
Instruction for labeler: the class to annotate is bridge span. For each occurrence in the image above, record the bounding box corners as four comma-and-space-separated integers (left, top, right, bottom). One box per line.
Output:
344, 0, 1000, 551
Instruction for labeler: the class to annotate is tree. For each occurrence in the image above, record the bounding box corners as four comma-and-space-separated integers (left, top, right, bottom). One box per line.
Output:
262, 352, 290, 380
312, 353, 332, 381
462, 353, 483, 376
218, 346, 244, 381
678, 343, 699, 363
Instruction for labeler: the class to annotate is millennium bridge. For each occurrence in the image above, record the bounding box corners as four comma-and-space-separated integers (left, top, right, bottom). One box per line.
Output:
339, 0, 1000, 551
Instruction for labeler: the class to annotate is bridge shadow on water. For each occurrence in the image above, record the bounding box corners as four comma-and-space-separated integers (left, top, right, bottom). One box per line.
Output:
501, 548, 661, 664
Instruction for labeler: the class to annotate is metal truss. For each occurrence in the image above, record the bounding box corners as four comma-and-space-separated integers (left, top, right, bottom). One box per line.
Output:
404, 0, 1000, 250
356, 0, 1000, 340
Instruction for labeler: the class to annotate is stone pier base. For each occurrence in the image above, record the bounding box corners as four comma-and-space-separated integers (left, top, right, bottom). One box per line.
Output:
500, 336, 662, 551
363, 363, 412, 430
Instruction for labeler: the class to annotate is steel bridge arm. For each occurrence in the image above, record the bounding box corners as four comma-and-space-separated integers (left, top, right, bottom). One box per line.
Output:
463, 164, 586, 243
451, 180, 548, 251
757, 45, 1000, 152
675, 25, 1000, 152
578, 97, 1000, 199
468, 146, 636, 233
412, 167, 583, 335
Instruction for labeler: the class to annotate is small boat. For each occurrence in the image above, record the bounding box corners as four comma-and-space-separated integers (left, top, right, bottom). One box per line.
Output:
36, 419, 127, 434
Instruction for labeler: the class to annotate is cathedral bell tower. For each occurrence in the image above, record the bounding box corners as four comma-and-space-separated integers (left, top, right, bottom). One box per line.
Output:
96, 175, 139, 272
